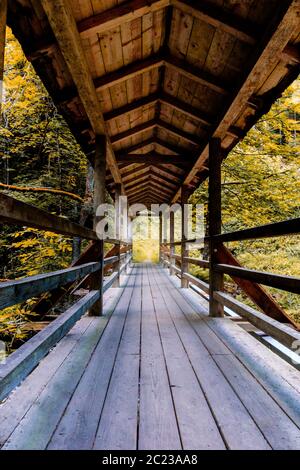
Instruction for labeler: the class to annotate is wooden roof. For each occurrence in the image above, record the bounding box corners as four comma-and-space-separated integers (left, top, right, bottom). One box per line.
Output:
7, 0, 300, 204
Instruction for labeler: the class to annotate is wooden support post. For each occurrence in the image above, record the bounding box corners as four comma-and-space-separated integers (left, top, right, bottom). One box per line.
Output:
0, 0, 7, 117
113, 184, 121, 287
181, 185, 189, 288
170, 210, 175, 275
159, 212, 163, 264
208, 138, 224, 317
89, 135, 106, 316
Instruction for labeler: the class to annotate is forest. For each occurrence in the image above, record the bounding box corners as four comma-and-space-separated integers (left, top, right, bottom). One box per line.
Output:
0, 29, 299, 352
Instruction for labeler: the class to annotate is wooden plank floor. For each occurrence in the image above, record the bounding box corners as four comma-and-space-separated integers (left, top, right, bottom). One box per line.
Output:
1, 264, 300, 450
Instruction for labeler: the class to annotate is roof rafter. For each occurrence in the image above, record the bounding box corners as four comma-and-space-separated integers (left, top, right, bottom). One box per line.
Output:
111, 119, 202, 146
172, 0, 300, 202
39, 0, 123, 190
116, 153, 192, 165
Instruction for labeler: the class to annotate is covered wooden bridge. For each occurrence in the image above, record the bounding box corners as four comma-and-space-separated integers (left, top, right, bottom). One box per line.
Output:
0, 0, 300, 450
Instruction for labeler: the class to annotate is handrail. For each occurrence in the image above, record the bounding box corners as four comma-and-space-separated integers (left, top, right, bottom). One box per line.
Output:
0, 194, 98, 240
174, 254, 209, 269
214, 291, 300, 349
0, 262, 101, 310
215, 264, 300, 295
0, 290, 102, 402
0, 254, 133, 402
163, 238, 199, 246
213, 217, 300, 243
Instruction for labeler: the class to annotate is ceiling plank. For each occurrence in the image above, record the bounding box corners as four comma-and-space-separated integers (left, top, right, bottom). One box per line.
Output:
172, 0, 300, 202
111, 119, 202, 146
111, 120, 156, 144
40, 0, 123, 189
78, 0, 170, 37
104, 93, 159, 121
173, 0, 257, 45
154, 137, 192, 155
157, 119, 202, 145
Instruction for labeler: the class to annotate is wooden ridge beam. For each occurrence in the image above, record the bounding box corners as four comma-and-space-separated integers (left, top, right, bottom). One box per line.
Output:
123, 167, 178, 189
39, 0, 122, 188
172, 0, 300, 202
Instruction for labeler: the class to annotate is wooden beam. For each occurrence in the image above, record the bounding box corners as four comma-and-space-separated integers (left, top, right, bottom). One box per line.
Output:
181, 185, 189, 288
90, 135, 106, 316
95, 54, 163, 91
157, 119, 202, 145
127, 183, 172, 199
104, 92, 243, 140
0, 290, 103, 402
127, 180, 174, 197
0, 263, 101, 310
115, 138, 155, 156
150, 165, 181, 184
0, 0, 7, 116
169, 211, 175, 275
111, 120, 156, 144
0, 194, 97, 240
104, 93, 159, 121
122, 165, 151, 183
160, 92, 212, 126
117, 153, 191, 164
208, 138, 224, 317
173, 0, 257, 45
214, 291, 300, 346
172, 1, 300, 202
215, 264, 300, 295
154, 137, 190, 155
124, 173, 151, 189
216, 245, 294, 326
78, 0, 170, 37
57, 52, 230, 104
165, 55, 230, 95
40, 0, 122, 188
215, 217, 300, 242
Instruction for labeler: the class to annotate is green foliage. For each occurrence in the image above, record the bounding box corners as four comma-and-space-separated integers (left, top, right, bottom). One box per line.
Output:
133, 240, 159, 263
0, 30, 88, 346
190, 81, 300, 322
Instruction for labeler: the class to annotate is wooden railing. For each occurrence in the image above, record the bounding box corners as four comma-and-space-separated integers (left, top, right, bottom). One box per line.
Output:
0, 194, 133, 401
160, 216, 300, 350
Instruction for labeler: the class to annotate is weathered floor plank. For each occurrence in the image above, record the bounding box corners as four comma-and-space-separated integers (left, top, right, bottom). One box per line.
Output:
47, 268, 137, 450
93, 267, 142, 450
148, 265, 225, 450
1, 264, 300, 451
138, 265, 182, 450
